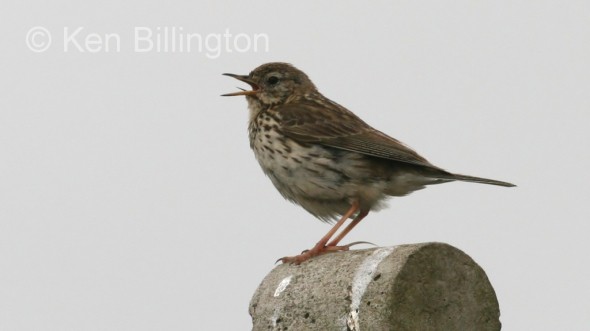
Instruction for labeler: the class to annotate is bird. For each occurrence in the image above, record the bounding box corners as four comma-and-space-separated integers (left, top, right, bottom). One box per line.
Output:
222, 62, 515, 264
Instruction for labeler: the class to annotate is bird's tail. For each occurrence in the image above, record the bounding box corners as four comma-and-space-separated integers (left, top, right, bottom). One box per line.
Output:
448, 173, 516, 187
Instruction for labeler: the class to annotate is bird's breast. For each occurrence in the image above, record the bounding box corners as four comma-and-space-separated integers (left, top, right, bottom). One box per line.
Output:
248, 112, 299, 177
248, 113, 367, 202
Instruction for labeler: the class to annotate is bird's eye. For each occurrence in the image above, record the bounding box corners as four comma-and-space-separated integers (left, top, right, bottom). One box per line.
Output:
266, 76, 279, 85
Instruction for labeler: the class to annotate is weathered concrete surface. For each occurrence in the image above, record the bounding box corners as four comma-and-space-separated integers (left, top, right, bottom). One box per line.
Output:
249, 242, 500, 331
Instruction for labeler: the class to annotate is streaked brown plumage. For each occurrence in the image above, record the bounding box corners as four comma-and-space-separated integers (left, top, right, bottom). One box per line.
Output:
223, 62, 514, 264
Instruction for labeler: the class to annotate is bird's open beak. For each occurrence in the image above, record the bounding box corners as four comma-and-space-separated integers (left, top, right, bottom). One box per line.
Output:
221, 73, 260, 96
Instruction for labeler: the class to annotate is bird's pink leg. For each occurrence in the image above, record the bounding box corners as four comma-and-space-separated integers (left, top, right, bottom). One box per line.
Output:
278, 201, 360, 264
326, 210, 369, 247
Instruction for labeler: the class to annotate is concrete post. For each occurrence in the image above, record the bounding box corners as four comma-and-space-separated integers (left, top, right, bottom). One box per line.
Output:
249, 242, 500, 331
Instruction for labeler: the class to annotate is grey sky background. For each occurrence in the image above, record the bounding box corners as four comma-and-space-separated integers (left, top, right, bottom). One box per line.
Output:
1, 1, 589, 330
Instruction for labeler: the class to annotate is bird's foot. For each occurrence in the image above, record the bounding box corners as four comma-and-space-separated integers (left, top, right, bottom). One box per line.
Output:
340, 241, 377, 248
276, 241, 378, 264
277, 243, 351, 265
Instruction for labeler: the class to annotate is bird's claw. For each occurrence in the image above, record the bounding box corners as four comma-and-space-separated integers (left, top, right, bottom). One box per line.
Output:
276, 243, 367, 265
276, 250, 315, 265
340, 240, 377, 248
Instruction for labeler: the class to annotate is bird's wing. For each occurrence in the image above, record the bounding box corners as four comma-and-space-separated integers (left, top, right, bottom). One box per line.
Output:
277, 100, 440, 169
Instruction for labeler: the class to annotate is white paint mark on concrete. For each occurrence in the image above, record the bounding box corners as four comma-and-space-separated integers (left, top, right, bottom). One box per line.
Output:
346, 247, 396, 331
274, 275, 293, 297
271, 307, 280, 329
270, 275, 293, 329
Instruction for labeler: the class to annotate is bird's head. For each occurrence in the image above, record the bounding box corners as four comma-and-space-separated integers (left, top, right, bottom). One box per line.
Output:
222, 62, 317, 105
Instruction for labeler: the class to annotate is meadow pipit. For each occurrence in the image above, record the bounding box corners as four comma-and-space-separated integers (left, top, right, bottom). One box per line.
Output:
222, 62, 515, 264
